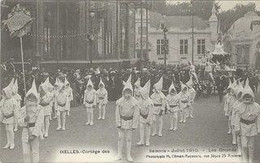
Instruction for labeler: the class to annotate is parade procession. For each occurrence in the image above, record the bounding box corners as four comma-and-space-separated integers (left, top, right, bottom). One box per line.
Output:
1, 0, 260, 163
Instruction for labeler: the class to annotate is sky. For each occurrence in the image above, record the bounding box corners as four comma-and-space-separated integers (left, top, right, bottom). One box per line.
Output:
166, 0, 260, 11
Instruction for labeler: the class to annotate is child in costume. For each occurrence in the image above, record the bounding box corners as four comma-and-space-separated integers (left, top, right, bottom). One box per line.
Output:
0, 78, 18, 149
186, 77, 196, 118
150, 77, 166, 137
226, 80, 237, 144
13, 79, 22, 132
96, 79, 108, 120
55, 81, 68, 131
64, 78, 73, 116
83, 78, 96, 125
115, 80, 139, 162
178, 82, 190, 123
166, 82, 180, 131
231, 80, 244, 155
39, 77, 54, 137
18, 79, 44, 163
137, 80, 153, 146
233, 79, 260, 163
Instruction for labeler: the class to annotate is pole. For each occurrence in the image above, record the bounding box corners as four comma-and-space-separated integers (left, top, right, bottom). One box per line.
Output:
140, 1, 143, 69
116, 0, 119, 60
20, 37, 27, 94
164, 28, 167, 69
145, 1, 149, 65
191, 3, 194, 63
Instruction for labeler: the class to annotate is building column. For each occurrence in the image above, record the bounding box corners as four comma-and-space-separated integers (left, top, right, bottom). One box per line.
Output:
36, 0, 44, 67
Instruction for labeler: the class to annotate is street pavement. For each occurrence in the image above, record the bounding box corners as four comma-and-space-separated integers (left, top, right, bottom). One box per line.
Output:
0, 94, 260, 162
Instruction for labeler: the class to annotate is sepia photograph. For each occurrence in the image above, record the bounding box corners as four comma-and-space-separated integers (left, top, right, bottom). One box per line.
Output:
0, 0, 260, 162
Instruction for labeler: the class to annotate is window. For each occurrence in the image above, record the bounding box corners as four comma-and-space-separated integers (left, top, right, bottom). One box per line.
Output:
180, 39, 188, 54
157, 39, 169, 55
197, 39, 205, 55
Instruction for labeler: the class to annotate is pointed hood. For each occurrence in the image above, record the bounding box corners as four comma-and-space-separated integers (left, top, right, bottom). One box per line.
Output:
134, 77, 141, 88
64, 77, 70, 87
153, 76, 163, 91
186, 76, 193, 88
227, 79, 232, 90
168, 81, 176, 94
46, 77, 54, 91
180, 81, 188, 91
140, 80, 150, 99
39, 78, 49, 93
87, 78, 94, 88
241, 78, 254, 101
54, 77, 60, 86
13, 79, 18, 95
235, 80, 244, 98
3, 78, 14, 98
99, 78, 105, 87
26, 79, 39, 101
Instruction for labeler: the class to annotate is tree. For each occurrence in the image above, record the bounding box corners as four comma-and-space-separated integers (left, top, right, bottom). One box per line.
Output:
218, 3, 256, 34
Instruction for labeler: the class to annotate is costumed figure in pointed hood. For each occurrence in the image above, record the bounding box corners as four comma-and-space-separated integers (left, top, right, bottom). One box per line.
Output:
0, 78, 19, 150
115, 78, 139, 162
39, 77, 54, 138
83, 78, 96, 126
166, 81, 180, 131
13, 78, 22, 132
64, 78, 73, 116
96, 78, 108, 120
137, 80, 154, 146
226, 78, 237, 137
54, 78, 67, 131
186, 76, 196, 118
233, 79, 260, 163
230, 79, 244, 155
150, 76, 166, 137
178, 82, 190, 123
188, 61, 199, 83
18, 79, 44, 162
52, 77, 61, 119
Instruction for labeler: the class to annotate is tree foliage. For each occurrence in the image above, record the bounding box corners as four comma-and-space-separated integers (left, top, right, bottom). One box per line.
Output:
218, 3, 256, 34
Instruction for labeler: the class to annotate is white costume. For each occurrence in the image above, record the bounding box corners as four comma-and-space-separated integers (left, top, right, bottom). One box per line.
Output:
17, 79, 44, 163
166, 82, 180, 131
83, 79, 96, 125
233, 79, 260, 163
188, 61, 199, 83
150, 77, 166, 137
137, 80, 153, 146
134, 77, 142, 102
0, 78, 19, 149
54, 79, 68, 130
186, 77, 196, 118
96, 79, 108, 120
178, 82, 190, 123
115, 80, 139, 162
64, 78, 73, 116
39, 77, 54, 137
13, 79, 22, 132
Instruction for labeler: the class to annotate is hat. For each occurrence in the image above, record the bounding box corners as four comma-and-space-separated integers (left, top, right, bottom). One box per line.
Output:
168, 81, 176, 94
45, 77, 54, 91
87, 78, 94, 88
26, 79, 39, 101
39, 78, 49, 93
140, 80, 150, 99
13, 79, 18, 95
134, 78, 141, 88
153, 76, 163, 91
3, 78, 14, 98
